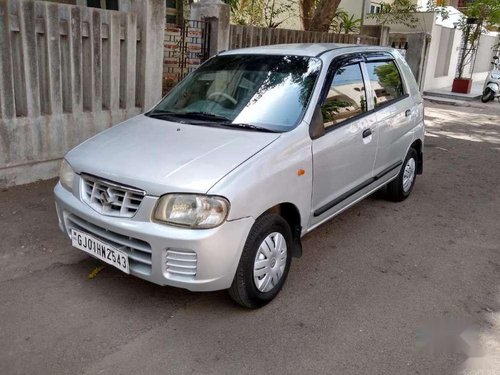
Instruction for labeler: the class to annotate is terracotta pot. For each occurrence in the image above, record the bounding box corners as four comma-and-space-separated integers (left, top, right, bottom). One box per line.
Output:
452, 78, 473, 94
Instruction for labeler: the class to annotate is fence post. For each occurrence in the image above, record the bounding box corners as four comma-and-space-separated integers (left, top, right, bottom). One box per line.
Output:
0, 0, 16, 119
128, 0, 166, 110
191, 0, 230, 56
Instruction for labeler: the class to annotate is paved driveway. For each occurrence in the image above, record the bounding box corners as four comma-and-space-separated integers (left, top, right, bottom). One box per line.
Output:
1, 102, 499, 375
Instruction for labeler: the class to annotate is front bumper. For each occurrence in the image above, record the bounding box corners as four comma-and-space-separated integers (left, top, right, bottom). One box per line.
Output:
54, 181, 254, 291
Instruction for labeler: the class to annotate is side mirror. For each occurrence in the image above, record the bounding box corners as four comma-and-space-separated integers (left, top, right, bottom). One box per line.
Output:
494, 56, 499, 60
309, 104, 325, 140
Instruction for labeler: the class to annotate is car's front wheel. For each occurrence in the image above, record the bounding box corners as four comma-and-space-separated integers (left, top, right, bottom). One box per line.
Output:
228, 213, 292, 309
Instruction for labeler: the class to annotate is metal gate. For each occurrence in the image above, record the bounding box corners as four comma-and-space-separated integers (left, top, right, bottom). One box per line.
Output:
163, 20, 210, 93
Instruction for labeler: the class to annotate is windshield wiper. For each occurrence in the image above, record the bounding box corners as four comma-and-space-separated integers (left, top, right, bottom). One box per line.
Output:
147, 110, 230, 122
146, 110, 177, 117
181, 112, 231, 122
147, 111, 278, 132
220, 122, 279, 133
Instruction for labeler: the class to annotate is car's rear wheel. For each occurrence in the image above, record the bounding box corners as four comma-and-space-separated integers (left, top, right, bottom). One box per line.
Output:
386, 148, 418, 202
228, 213, 292, 309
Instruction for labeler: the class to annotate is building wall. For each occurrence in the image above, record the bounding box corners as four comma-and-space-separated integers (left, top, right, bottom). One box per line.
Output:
363, 11, 436, 33
434, 26, 455, 77
473, 34, 499, 74
416, 19, 496, 90
422, 20, 464, 90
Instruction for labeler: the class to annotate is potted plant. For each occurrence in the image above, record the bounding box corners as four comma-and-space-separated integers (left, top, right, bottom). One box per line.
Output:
452, 17, 481, 93
452, 0, 500, 94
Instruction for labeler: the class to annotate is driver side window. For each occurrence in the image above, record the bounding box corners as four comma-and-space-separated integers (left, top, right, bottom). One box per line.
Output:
321, 63, 367, 129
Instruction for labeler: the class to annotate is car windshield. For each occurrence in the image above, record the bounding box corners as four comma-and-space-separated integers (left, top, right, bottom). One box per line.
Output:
148, 54, 322, 132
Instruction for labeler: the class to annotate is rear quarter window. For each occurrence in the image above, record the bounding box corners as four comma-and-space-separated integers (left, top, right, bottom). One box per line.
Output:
365, 60, 405, 107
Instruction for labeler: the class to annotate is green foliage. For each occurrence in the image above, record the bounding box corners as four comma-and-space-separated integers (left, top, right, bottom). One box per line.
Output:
263, 0, 294, 28
367, 0, 419, 27
425, 0, 450, 20
455, 0, 500, 78
367, 0, 450, 28
374, 63, 403, 94
227, 0, 295, 28
329, 8, 348, 33
227, 0, 261, 25
222, 0, 241, 12
321, 99, 352, 123
338, 13, 362, 34
462, 0, 500, 29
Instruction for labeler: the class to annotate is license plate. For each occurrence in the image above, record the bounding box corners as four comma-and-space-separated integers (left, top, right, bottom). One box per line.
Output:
71, 229, 129, 274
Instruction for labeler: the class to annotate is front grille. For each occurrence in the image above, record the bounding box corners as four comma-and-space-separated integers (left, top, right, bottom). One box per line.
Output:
165, 249, 197, 278
81, 175, 145, 218
67, 214, 152, 275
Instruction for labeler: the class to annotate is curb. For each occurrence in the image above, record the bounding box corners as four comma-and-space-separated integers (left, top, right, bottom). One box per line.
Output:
423, 96, 486, 109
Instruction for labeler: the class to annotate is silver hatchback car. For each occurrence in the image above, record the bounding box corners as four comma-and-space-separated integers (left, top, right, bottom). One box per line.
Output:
55, 44, 424, 308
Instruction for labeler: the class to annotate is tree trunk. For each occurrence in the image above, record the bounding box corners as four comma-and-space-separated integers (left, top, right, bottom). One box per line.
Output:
310, 0, 342, 32
300, 0, 315, 30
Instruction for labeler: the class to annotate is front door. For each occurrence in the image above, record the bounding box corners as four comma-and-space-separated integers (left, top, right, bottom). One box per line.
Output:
311, 61, 378, 226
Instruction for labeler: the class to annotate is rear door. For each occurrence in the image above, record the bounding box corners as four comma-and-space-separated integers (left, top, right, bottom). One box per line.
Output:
364, 55, 416, 178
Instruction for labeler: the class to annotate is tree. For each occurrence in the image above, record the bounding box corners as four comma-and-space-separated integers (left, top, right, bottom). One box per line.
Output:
455, 0, 500, 79
225, 0, 262, 25
262, 0, 294, 28
300, 0, 342, 32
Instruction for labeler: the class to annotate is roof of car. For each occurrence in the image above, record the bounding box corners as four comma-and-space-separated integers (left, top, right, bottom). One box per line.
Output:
220, 43, 393, 58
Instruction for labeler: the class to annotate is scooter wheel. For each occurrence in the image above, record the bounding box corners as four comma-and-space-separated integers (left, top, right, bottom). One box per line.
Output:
481, 88, 494, 103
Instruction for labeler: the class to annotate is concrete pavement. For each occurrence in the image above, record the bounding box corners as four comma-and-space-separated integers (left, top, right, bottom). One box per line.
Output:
1, 102, 500, 375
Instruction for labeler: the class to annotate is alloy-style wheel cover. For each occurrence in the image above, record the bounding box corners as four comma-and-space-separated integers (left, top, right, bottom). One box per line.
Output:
253, 232, 287, 293
402, 157, 416, 193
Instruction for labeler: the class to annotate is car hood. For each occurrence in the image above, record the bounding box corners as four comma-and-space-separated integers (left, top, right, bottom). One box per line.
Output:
66, 115, 280, 196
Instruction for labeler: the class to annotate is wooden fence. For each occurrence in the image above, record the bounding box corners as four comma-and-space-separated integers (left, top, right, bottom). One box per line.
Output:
0, 0, 165, 187
229, 25, 379, 50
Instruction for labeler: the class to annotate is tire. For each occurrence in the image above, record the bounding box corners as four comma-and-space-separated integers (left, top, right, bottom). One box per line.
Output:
228, 213, 293, 309
481, 88, 494, 103
386, 148, 418, 202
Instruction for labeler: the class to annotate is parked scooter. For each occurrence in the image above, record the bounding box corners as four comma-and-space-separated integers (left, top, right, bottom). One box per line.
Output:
481, 56, 500, 103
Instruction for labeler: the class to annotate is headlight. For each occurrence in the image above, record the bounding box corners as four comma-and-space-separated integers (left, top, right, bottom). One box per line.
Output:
491, 73, 500, 80
59, 159, 75, 191
153, 194, 230, 229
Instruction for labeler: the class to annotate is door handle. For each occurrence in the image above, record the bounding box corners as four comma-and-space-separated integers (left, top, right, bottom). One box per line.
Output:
362, 128, 372, 138
405, 109, 411, 117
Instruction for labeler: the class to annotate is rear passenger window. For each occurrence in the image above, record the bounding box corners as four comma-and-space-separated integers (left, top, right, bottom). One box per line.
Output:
321, 64, 367, 129
365, 61, 405, 107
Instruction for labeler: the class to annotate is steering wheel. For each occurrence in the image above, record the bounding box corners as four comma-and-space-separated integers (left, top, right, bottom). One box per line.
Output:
207, 92, 237, 105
